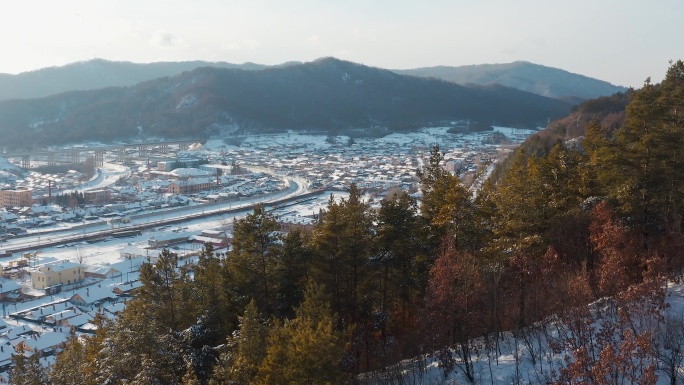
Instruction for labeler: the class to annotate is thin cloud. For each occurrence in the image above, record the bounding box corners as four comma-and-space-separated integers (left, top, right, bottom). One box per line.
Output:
150, 31, 181, 48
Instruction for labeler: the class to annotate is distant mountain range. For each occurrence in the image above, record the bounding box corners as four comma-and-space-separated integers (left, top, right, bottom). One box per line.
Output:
0, 59, 268, 101
0, 59, 625, 103
394, 61, 628, 101
0, 58, 573, 147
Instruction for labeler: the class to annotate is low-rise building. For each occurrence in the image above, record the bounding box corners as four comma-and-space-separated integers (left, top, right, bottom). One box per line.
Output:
68, 285, 116, 307
0, 189, 33, 208
31, 261, 84, 290
168, 178, 214, 194
148, 232, 192, 248
83, 189, 111, 203
14, 331, 68, 357
0, 278, 21, 302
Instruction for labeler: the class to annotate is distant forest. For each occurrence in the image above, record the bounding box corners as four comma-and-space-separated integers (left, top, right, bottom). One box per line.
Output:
11, 60, 684, 385
0, 58, 572, 148
394, 61, 628, 100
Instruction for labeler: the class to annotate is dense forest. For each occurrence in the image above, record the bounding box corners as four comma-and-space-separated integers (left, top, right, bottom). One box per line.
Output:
10, 61, 684, 384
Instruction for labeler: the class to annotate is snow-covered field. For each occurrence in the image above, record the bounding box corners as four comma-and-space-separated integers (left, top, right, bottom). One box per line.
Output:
203, 126, 535, 153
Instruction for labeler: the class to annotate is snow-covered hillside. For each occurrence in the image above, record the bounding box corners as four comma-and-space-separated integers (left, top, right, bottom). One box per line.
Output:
361, 279, 684, 385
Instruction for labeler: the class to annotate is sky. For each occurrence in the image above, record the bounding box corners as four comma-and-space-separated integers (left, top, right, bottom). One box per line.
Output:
1, 0, 681, 88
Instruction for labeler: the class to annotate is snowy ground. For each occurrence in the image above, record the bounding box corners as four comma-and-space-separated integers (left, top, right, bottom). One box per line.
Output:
203, 126, 536, 153
361, 281, 684, 385
71, 162, 130, 192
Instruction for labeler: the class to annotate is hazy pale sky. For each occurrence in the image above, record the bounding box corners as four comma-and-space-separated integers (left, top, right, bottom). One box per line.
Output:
2, 0, 681, 88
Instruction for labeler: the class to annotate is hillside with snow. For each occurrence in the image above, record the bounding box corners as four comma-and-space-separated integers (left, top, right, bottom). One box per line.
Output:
362, 279, 684, 385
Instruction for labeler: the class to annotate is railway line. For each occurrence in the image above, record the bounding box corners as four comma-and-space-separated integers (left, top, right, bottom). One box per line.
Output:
1, 177, 323, 256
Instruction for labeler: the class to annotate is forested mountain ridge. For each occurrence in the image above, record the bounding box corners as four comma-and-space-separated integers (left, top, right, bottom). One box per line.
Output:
1, 58, 621, 103
0, 58, 572, 147
394, 61, 628, 100
513, 90, 632, 159
0, 59, 267, 101
12, 60, 684, 385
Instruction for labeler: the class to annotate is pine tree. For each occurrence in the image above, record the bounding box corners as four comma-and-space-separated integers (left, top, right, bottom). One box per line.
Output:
181, 362, 201, 385
473, 179, 497, 247
97, 300, 183, 384
75, 310, 110, 385
311, 195, 344, 325
139, 248, 185, 332
417, 145, 478, 251
278, 228, 312, 318
129, 355, 166, 385
191, 244, 237, 344
255, 282, 346, 385
591, 62, 684, 249
9, 347, 50, 385
219, 299, 268, 385
311, 185, 374, 329
227, 204, 282, 316
538, 144, 586, 217
376, 191, 423, 314
492, 148, 547, 255
49, 333, 86, 385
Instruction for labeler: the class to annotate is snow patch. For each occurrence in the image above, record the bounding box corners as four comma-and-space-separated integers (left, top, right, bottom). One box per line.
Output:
176, 94, 197, 109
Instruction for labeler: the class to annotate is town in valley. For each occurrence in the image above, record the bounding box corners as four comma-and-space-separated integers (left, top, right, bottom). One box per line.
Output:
0, 124, 531, 373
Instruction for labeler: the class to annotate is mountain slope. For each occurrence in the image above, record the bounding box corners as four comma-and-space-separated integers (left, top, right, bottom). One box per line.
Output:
0, 59, 625, 103
394, 61, 628, 100
0, 59, 267, 101
0, 58, 573, 147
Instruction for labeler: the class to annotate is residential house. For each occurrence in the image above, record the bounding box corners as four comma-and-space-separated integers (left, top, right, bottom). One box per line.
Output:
0, 279, 21, 302
112, 281, 143, 296
44, 309, 83, 326
103, 302, 126, 316
14, 331, 68, 357
85, 257, 145, 281
67, 284, 117, 307
83, 265, 121, 279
